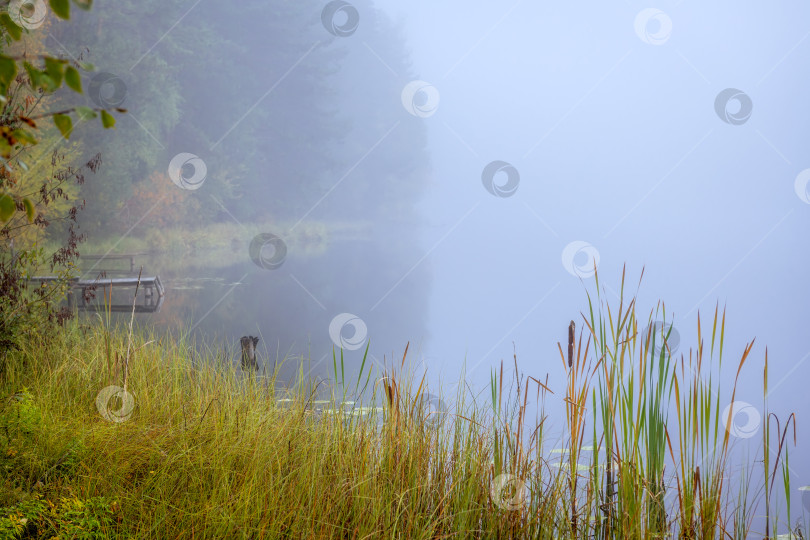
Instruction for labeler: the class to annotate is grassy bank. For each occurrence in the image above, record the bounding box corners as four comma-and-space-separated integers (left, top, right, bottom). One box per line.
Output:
0, 269, 804, 539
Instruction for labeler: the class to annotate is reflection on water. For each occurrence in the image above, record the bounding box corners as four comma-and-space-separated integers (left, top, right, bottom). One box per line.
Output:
78, 234, 431, 389
71, 276, 165, 313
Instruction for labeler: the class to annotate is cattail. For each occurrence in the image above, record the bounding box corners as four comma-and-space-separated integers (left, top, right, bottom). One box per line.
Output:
568, 320, 575, 368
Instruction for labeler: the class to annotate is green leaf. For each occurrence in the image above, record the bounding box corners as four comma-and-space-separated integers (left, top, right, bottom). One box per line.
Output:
53, 113, 73, 139
0, 139, 11, 159
0, 13, 23, 41
100, 109, 115, 129
43, 57, 65, 88
73, 0, 93, 10
75, 106, 96, 120
0, 56, 17, 87
24, 62, 48, 90
64, 66, 82, 93
12, 128, 37, 146
49, 0, 70, 19
23, 198, 35, 223
0, 193, 15, 222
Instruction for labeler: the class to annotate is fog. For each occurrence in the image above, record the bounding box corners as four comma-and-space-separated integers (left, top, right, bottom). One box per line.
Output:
43, 0, 809, 519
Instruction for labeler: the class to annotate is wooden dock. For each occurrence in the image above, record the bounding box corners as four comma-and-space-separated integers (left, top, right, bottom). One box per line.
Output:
27, 275, 165, 313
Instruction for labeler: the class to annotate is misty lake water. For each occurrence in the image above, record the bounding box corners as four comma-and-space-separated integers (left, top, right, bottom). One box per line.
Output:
78, 231, 432, 393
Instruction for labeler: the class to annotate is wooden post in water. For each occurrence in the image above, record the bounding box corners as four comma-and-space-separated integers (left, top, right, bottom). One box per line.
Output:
240, 336, 260, 373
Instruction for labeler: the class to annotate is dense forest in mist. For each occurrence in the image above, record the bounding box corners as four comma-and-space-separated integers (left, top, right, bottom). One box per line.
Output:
45, 0, 430, 234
